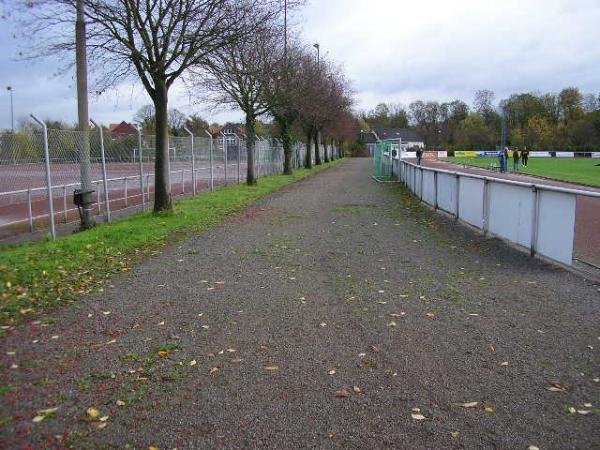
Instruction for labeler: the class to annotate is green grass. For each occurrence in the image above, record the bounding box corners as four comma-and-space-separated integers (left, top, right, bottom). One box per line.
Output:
0, 160, 344, 326
444, 157, 600, 186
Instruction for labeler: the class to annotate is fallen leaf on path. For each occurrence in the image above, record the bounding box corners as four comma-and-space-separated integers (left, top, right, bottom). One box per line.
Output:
86, 408, 101, 419
458, 402, 479, 408
353, 386, 361, 393
577, 410, 591, 415
450, 431, 460, 438
425, 312, 435, 318
546, 383, 566, 392
528, 446, 540, 450
411, 413, 426, 420
189, 360, 197, 366
264, 366, 279, 371
320, 322, 327, 327
328, 369, 336, 375
485, 406, 494, 413
335, 390, 349, 398
226, 348, 236, 353
33, 407, 58, 422
500, 361, 509, 366
387, 321, 397, 327
370, 345, 381, 353
157, 351, 169, 358
116, 400, 126, 406
209, 367, 219, 375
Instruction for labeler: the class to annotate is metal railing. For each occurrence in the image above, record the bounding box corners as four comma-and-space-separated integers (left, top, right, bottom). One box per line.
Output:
0, 123, 335, 241
395, 159, 600, 270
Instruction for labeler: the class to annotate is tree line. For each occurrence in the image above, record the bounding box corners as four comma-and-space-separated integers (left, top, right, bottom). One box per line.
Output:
359, 88, 600, 151
15, 0, 358, 213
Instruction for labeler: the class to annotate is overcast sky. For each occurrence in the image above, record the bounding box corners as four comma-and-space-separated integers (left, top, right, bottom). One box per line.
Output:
1, 0, 599, 129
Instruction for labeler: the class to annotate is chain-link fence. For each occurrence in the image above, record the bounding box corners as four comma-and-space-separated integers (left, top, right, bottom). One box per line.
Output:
0, 125, 327, 240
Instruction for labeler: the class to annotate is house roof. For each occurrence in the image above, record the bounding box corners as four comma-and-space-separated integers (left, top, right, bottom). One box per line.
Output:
373, 128, 423, 142
213, 122, 246, 138
109, 121, 137, 135
360, 131, 378, 144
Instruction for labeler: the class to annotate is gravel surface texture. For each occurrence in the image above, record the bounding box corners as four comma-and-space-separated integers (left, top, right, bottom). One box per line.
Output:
1, 158, 599, 449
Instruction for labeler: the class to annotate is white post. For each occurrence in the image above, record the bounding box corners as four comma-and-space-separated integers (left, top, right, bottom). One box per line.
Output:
91, 119, 110, 222
30, 115, 56, 240
134, 125, 145, 211
184, 126, 196, 195
204, 130, 214, 192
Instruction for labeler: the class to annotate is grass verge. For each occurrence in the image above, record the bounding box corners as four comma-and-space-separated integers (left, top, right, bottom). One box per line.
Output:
443, 157, 600, 187
0, 160, 344, 327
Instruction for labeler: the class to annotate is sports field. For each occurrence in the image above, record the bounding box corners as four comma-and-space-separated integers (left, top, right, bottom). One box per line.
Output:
444, 157, 600, 187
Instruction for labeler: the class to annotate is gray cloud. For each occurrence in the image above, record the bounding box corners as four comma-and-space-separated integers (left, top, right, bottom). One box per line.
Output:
1, 0, 599, 129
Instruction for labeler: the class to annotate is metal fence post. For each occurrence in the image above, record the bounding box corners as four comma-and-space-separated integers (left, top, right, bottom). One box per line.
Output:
455, 174, 460, 219
433, 171, 438, 210
204, 130, 214, 192
91, 119, 110, 222
27, 189, 34, 232
256, 139, 261, 179
124, 177, 128, 207
220, 131, 227, 185
63, 185, 68, 223
183, 127, 196, 195
530, 186, 539, 256
237, 136, 241, 184
135, 125, 145, 211
30, 115, 56, 240
482, 179, 489, 234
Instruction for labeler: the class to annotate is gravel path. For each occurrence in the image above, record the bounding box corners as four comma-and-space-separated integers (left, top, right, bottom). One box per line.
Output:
1, 158, 599, 449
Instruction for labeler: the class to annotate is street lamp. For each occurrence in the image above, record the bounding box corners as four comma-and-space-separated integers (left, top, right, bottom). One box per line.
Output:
6, 86, 14, 132
313, 43, 320, 65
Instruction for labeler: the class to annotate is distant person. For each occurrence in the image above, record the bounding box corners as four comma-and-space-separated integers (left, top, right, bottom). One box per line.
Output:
416, 147, 423, 165
522, 147, 529, 167
503, 147, 509, 173
513, 148, 520, 171
497, 149, 504, 172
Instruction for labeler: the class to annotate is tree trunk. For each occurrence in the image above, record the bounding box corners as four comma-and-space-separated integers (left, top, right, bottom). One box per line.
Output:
246, 113, 257, 185
314, 130, 321, 165
152, 80, 172, 213
304, 130, 312, 169
279, 117, 293, 175
76, 0, 95, 229
324, 137, 330, 163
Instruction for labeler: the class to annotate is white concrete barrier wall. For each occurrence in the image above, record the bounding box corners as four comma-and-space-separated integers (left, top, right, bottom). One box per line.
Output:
488, 183, 534, 249
422, 171, 436, 205
536, 190, 576, 265
437, 173, 457, 215
396, 161, 598, 268
458, 177, 485, 228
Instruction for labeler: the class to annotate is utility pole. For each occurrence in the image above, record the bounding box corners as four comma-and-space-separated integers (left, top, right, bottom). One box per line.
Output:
6, 86, 14, 132
75, 0, 95, 229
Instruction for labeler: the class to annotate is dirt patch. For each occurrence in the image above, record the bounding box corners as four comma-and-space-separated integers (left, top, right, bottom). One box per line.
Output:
228, 205, 281, 223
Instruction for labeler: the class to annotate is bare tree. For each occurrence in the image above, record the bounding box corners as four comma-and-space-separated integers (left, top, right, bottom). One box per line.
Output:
190, 22, 282, 185
19, 0, 278, 211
